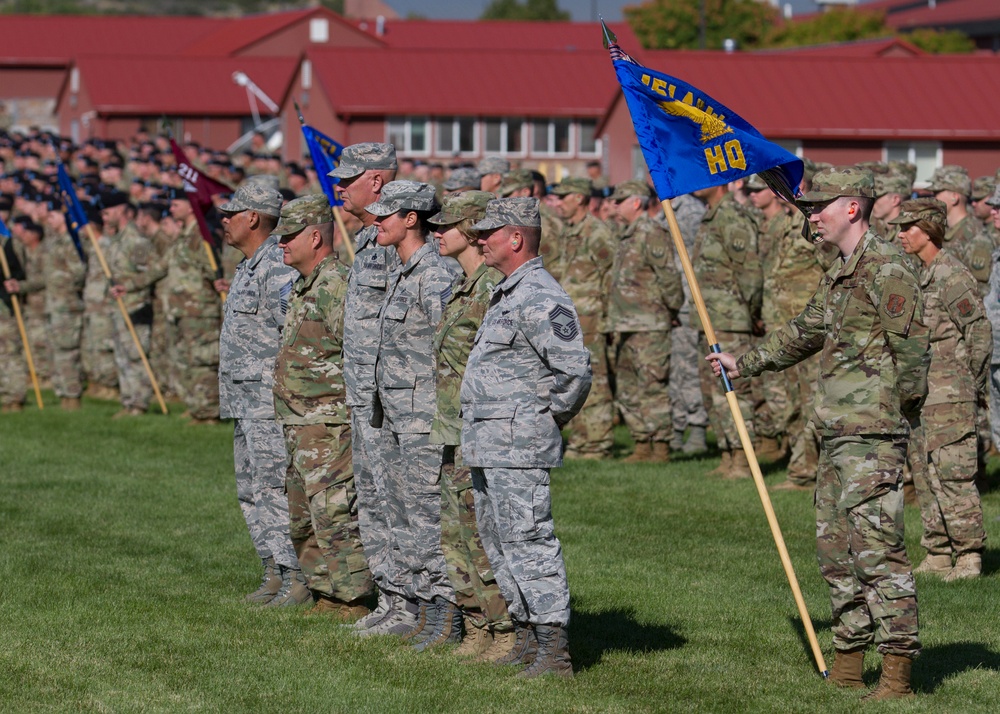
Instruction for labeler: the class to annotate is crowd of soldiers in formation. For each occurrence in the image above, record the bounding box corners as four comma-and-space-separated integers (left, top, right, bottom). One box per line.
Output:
0, 125, 996, 687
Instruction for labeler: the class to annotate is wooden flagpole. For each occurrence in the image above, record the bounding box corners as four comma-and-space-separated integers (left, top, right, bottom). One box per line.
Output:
0, 241, 44, 409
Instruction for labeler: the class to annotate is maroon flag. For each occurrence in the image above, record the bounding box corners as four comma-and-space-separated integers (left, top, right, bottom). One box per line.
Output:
169, 139, 232, 266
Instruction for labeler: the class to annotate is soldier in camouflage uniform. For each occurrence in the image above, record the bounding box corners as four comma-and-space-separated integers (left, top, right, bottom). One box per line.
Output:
427, 191, 512, 658
892, 199, 989, 581
551, 177, 615, 459
869, 164, 910, 242
101, 190, 153, 417
607, 180, 684, 462
217, 180, 307, 607
462, 197, 590, 678
984, 186, 1000, 459
477, 156, 509, 196
272, 194, 373, 618
970, 176, 999, 248
329, 143, 401, 629
134, 199, 174, 399
42, 204, 86, 409
658, 193, 709, 454
708, 167, 930, 701
692, 182, 762, 478
81, 213, 119, 400
929, 165, 993, 295
10, 217, 49, 382
442, 167, 480, 195
353, 181, 460, 640
0, 232, 28, 411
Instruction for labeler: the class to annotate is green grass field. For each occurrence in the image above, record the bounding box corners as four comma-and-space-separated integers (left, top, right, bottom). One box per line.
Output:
1, 396, 998, 713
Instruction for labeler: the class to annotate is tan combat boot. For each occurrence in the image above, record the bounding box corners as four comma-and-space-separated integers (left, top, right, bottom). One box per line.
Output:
266, 566, 312, 607
246, 557, 282, 604
453, 616, 493, 658
624, 441, 653, 463
652, 441, 670, 462
913, 554, 952, 576
724, 449, 752, 480
492, 622, 537, 666
862, 653, 915, 701
60, 397, 82, 411
706, 451, 732, 477
478, 625, 518, 663
517, 625, 573, 679
944, 553, 982, 582
828, 648, 865, 689
771, 479, 813, 492
1, 402, 23, 413
755, 435, 786, 462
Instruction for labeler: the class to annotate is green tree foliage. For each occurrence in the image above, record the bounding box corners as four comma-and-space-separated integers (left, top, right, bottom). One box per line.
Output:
624, 0, 779, 51
765, 8, 889, 48
481, 0, 570, 22
905, 27, 975, 54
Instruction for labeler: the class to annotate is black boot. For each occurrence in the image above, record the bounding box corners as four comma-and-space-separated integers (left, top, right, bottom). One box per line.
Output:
518, 624, 573, 678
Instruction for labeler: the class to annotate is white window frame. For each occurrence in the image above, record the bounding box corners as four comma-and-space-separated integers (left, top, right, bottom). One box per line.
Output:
531, 118, 574, 158
883, 141, 942, 184
577, 119, 602, 157
483, 117, 527, 157
435, 116, 478, 157
387, 116, 430, 156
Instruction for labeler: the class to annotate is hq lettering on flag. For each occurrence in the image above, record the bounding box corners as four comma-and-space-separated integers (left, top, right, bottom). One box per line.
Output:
606, 31, 802, 203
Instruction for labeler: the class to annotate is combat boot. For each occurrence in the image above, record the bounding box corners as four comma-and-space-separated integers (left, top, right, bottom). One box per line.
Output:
453, 616, 493, 658
306, 596, 370, 621
771, 479, 813, 492
682, 425, 708, 455
2, 403, 24, 413
518, 625, 573, 679
724, 449, 752, 480
913, 554, 952, 576
670, 429, 686, 451
706, 451, 732, 477
862, 654, 915, 701
400, 599, 431, 642
267, 565, 312, 607
651, 441, 670, 462
245, 557, 282, 604
623, 441, 653, 463
944, 553, 982, 582
413, 597, 461, 651
494, 622, 537, 667
755, 435, 787, 462
478, 624, 518, 663
351, 589, 396, 630
828, 648, 865, 689
60, 397, 81, 411
355, 596, 420, 638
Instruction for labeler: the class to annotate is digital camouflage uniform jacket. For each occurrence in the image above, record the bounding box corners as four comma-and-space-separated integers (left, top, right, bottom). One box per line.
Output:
460, 257, 592, 469
429, 262, 502, 446
273, 254, 350, 426
737, 230, 930, 438
607, 214, 684, 332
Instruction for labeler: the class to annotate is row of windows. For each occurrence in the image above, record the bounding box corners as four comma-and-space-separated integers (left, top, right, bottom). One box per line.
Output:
386, 117, 601, 158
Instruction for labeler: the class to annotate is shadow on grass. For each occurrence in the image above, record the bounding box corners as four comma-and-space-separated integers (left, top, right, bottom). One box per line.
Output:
913, 642, 1000, 693
570, 608, 686, 671
982, 548, 1000, 577
788, 616, 834, 675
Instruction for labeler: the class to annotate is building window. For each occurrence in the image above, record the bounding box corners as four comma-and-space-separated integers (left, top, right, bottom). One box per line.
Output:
578, 119, 600, 156
387, 116, 429, 155
309, 18, 329, 43
531, 118, 573, 156
436, 117, 477, 156
884, 141, 941, 184
484, 118, 525, 156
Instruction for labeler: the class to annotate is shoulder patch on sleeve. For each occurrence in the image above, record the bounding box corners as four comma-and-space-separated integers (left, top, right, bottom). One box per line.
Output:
279, 279, 293, 316
548, 304, 580, 342
878, 275, 917, 333
440, 283, 452, 312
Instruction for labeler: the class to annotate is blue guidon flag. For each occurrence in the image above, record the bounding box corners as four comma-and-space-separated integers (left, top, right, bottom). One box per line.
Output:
603, 22, 803, 204
295, 101, 344, 208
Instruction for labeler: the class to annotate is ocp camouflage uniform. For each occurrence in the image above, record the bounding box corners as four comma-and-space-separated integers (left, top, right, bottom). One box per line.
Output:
462, 256, 592, 627
18, 240, 49, 381
148, 226, 174, 397
943, 214, 992, 297
344, 223, 398, 591
559, 211, 615, 458
374, 237, 458, 604
0, 236, 27, 408
911, 250, 989, 562
431, 262, 510, 630
538, 203, 565, 283
82, 234, 118, 391
660, 194, 709, 436
693, 192, 762, 454
44, 230, 86, 399
608, 212, 684, 447
274, 253, 372, 603
219, 235, 299, 569
106, 221, 153, 411
737, 229, 929, 658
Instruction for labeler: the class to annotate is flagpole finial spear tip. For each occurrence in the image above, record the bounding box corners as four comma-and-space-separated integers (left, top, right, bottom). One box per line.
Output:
293, 99, 305, 125
600, 19, 617, 49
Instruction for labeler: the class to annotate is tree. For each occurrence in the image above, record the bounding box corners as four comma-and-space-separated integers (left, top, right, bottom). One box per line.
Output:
481, 0, 570, 22
764, 8, 889, 48
624, 0, 779, 51
905, 28, 975, 54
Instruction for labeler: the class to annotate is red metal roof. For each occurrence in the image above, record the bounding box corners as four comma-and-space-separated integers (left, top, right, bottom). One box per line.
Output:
615, 51, 1000, 140
306, 46, 619, 117
69, 55, 298, 115
354, 18, 641, 52
0, 14, 225, 64
883, 0, 1000, 29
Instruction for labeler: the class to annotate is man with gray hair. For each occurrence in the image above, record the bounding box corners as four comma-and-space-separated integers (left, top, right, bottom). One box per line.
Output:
462, 197, 592, 678
218, 178, 308, 606
330, 143, 400, 625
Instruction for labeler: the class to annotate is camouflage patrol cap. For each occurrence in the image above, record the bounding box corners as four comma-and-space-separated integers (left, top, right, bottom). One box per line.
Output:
928, 165, 971, 196
798, 166, 876, 203
889, 160, 917, 187
273, 194, 333, 236
888, 198, 947, 228
972, 176, 996, 201
442, 166, 480, 191
744, 174, 768, 191
219, 179, 283, 217
471, 197, 541, 231
874, 165, 912, 197
477, 156, 509, 176
428, 190, 493, 226
499, 169, 534, 197
985, 184, 1000, 208
609, 179, 651, 201
98, 188, 129, 209
328, 142, 397, 180
246, 174, 280, 191
550, 177, 593, 197
364, 180, 437, 216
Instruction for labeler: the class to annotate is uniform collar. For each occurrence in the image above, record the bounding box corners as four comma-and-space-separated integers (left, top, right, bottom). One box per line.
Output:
295, 253, 337, 294
246, 235, 277, 270
497, 256, 542, 293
